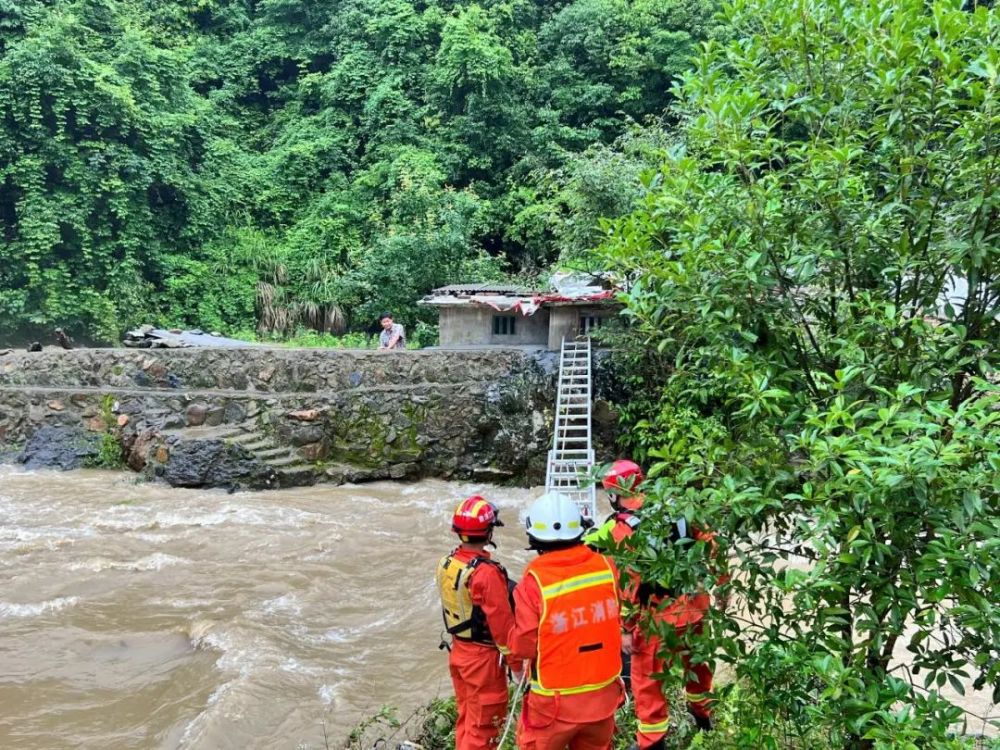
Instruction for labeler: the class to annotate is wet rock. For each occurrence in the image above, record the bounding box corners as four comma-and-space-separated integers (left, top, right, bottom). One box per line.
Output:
593, 399, 617, 426
223, 402, 247, 424
344, 466, 375, 483
389, 462, 417, 479
161, 414, 186, 430
470, 466, 516, 482
204, 407, 224, 427
324, 465, 347, 484
299, 441, 328, 461
288, 424, 325, 447
186, 403, 208, 427
19, 425, 101, 470
125, 429, 159, 471
148, 362, 168, 380
160, 439, 277, 490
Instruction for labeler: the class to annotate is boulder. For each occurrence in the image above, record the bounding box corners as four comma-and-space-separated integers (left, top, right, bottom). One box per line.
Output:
287, 423, 325, 446
186, 403, 208, 426
288, 408, 321, 422
159, 439, 277, 490
19, 425, 102, 470
299, 441, 329, 461
388, 462, 417, 479
125, 428, 159, 471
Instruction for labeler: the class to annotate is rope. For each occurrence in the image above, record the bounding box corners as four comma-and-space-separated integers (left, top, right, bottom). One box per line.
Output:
498, 670, 528, 749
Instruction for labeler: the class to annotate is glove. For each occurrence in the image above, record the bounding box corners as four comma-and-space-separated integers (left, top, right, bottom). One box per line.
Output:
621, 631, 634, 656
508, 658, 529, 685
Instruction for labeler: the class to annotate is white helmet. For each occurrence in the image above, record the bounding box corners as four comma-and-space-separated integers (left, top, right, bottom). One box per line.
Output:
524, 492, 585, 542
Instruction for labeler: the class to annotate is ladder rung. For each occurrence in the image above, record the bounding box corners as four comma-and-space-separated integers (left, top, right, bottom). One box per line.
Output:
551, 336, 594, 519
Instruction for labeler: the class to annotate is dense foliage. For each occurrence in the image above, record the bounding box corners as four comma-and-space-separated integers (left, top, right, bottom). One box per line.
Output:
601, 0, 1000, 746
0, 0, 717, 341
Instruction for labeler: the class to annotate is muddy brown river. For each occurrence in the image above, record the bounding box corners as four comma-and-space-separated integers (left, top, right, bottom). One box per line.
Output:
0, 467, 538, 749
2, 468, 995, 748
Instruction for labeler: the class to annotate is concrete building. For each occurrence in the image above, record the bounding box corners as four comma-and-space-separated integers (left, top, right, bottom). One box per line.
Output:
419, 278, 619, 350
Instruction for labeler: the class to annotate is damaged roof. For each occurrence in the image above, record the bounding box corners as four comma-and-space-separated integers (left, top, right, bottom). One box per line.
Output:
430, 283, 540, 295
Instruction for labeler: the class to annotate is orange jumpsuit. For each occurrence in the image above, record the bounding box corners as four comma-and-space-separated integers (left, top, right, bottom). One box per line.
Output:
609, 514, 716, 749
507, 545, 624, 750
444, 548, 516, 750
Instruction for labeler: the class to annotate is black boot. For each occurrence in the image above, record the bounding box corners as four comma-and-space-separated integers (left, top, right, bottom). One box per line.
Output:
689, 709, 713, 732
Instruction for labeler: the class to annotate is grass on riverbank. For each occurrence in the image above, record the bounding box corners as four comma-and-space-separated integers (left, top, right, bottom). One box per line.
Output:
228, 324, 437, 350
330, 684, 999, 750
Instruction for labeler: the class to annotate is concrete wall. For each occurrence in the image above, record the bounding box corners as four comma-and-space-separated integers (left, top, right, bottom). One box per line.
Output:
548, 307, 580, 350
438, 306, 549, 347
546, 305, 620, 350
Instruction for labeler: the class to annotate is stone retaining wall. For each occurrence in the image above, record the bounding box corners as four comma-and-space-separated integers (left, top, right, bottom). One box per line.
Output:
0, 348, 618, 489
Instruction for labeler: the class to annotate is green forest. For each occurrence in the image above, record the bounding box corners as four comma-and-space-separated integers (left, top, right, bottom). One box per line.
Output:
0, 0, 716, 342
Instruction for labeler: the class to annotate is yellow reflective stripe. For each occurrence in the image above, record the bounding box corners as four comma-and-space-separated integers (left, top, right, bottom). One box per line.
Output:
469, 499, 488, 517
638, 719, 669, 734
497, 645, 510, 655
529, 674, 619, 696
529, 570, 546, 684
539, 570, 614, 600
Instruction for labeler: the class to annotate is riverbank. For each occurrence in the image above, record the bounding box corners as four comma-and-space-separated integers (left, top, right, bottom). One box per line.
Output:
0, 347, 618, 490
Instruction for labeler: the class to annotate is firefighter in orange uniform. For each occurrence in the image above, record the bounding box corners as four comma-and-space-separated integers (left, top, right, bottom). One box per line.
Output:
436, 495, 517, 750
598, 460, 719, 750
507, 491, 624, 750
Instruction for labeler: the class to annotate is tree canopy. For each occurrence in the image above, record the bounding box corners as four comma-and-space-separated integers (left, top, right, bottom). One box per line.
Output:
0, 0, 717, 341
599, 0, 1000, 745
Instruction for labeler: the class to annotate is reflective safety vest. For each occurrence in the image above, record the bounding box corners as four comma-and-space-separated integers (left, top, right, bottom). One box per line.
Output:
525, 548, 621, 696
437, 554, 511, 646
583, 511, 640, 549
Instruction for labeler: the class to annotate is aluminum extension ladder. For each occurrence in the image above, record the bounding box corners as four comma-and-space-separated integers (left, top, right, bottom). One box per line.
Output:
544, 336, 597, 520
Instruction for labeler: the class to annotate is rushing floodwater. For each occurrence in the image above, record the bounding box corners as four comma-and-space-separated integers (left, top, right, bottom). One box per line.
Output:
0, 467, 538, 750
3, 468, 996, 748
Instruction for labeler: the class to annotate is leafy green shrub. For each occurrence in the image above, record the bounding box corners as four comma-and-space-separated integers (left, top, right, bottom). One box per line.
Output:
84, 395, 124, 468
408, 322, 439, 349
87, 432, 124, 469
274, 330, 379, 349
600, 0, 1000, 747
412, 698, 458, 750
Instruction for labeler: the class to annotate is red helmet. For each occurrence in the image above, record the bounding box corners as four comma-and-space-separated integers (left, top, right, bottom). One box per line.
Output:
451, 495, 503, 539
603, 460, 644, 492
603, 460, 645, 510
